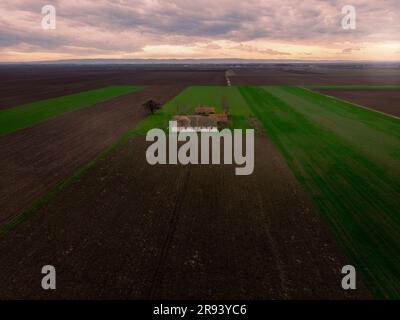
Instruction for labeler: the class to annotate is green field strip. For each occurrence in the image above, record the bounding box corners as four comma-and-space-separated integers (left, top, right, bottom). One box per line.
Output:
272, 86, 400, 177
307, 84, 400, 90
0, 86, 182, 237
239, 86, 400, 299
134, 86, 254, 134
0, 127, 137, 237
0, 85, 144, 136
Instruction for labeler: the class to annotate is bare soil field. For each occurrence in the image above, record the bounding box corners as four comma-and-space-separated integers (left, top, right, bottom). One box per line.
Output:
0, 85, 184, 225
0, 136, 370, 299
1, 64, 399, 109
317, 89, 400, 118
230, 65, 400, 85
0, 65, 225, 109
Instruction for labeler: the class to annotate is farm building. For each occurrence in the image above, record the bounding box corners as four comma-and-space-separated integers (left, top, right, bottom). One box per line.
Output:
195, 106, 216, 115
173, 115, 218, 129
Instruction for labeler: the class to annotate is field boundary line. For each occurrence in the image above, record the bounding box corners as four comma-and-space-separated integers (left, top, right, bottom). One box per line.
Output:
0, 85, 145, 136
0, 85, 186, 236
0, 128, 140, 237
301, 86, 400, 121
305, 84, 400, 90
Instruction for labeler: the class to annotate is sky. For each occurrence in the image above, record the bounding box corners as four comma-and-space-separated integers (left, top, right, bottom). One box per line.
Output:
0, 0, 399, 62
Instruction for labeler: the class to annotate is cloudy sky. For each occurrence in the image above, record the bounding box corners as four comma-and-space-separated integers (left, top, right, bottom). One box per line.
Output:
0, 0, 399, 61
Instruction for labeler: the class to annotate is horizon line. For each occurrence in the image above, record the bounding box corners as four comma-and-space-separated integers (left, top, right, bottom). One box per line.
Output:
1, 58, 400, 64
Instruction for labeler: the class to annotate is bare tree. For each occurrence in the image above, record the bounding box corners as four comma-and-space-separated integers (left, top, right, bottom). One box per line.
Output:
143, 100, 161, 114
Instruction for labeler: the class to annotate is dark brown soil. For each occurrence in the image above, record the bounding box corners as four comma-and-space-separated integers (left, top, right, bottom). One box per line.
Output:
0, 65, 225, 109
229, 66, 400, 85
0, 64, 390, 299
0, 136, 371, 299
318, 89, 400, 118
0, 86, 184, 225
1, 64, 399, 108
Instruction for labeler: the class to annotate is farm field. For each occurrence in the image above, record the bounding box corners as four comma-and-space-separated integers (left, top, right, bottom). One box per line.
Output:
0, 65, 227, 108
229, 65, 400, 86
314, 87, 400, 118
135, 86, 254, 133
0, 85, 184, 225
0, 65, 399, 300
0, 86, 143, 135
0, 122, 369, 300
240, 86, 400, 298
1, 64, 398, 108
309, 84, 400, 90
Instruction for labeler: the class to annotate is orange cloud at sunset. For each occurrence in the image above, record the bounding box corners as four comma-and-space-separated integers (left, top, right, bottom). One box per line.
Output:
0, 0, 399, 62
